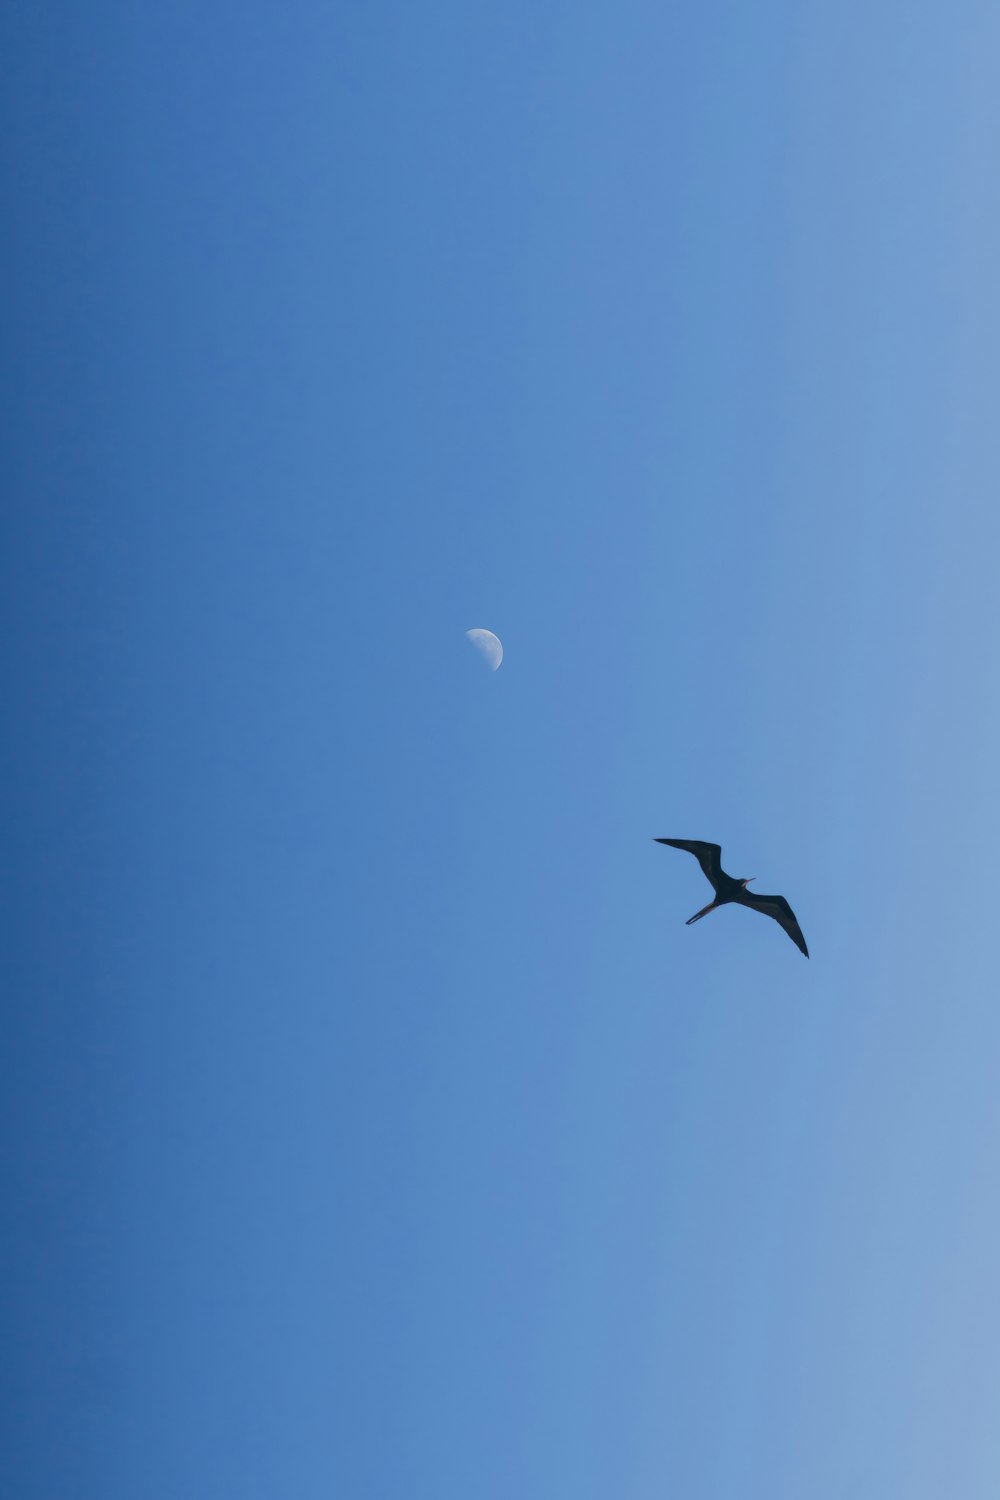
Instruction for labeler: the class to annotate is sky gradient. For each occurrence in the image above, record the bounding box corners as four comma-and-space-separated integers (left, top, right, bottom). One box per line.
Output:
4, 3, 1000, 1496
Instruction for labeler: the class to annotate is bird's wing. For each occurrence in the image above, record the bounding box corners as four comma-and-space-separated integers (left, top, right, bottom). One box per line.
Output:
654, 839, 724, 888
737, 890, 809, 957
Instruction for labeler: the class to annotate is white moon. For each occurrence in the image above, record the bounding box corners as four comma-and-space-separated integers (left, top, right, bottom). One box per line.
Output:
465, 628, 503, 671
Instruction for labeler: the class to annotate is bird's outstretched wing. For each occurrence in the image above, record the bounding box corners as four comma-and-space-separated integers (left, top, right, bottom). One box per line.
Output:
654, 839, 724, 889
737, 889, 809, 957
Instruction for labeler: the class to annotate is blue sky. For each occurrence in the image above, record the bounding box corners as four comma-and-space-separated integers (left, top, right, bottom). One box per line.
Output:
4, 3, 1000, 1496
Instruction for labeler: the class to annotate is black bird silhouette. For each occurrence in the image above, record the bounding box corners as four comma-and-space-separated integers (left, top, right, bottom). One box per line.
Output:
655, 838, 809, 957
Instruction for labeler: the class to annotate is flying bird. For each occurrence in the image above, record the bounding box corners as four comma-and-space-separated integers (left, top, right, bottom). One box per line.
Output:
655, 838, 809, 957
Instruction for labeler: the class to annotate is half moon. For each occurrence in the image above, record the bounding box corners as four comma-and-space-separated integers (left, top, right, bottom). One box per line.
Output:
465, 628, 503, 671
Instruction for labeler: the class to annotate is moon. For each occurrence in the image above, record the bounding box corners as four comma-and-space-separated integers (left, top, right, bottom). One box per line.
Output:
465, 628, 503, 671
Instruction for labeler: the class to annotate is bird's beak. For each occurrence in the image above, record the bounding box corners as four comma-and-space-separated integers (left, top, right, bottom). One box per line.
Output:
745, 878, 755, 885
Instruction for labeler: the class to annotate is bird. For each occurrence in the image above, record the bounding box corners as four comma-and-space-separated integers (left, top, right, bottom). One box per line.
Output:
654, 838, 809, 957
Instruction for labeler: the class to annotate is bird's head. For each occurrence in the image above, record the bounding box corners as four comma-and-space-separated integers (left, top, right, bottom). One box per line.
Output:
741, 878, 755, 889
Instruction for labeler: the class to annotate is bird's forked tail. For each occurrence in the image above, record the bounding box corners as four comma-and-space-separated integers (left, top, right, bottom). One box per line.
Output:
686, 900, 719, 925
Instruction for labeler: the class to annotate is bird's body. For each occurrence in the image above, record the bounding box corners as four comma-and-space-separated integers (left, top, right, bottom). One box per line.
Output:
655, 838, 809, 957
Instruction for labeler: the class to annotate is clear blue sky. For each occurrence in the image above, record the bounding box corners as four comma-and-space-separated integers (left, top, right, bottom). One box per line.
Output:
4, 3, 1000, 1496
